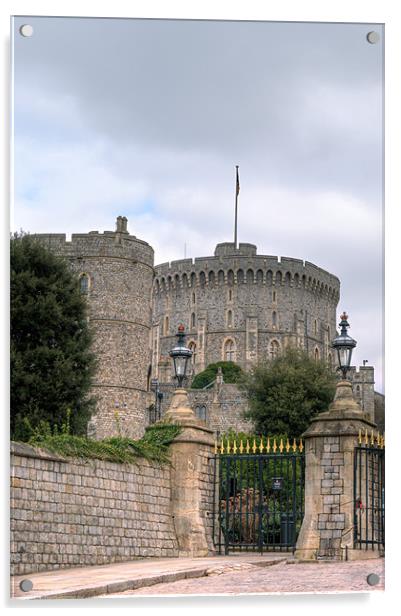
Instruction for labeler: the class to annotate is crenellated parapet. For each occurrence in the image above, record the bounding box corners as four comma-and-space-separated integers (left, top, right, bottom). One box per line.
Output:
154, 242, 339, 301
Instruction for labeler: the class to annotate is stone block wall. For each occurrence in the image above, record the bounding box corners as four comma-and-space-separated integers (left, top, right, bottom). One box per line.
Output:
317, 436, 346, 559
198, 444, 217, 553
10, 443, 179, 575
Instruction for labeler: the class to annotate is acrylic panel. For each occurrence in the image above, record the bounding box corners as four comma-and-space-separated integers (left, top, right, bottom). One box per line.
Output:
11, 16, 384, 599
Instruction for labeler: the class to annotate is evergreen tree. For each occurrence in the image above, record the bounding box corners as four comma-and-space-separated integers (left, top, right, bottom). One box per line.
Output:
10, 233, 97, 440
241, 347, 336, 438
191, 361, 243, 389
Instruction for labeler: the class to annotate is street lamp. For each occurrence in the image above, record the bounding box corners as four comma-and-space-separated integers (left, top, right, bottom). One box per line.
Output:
331, 312, 357, 380
169, 324, 193, 388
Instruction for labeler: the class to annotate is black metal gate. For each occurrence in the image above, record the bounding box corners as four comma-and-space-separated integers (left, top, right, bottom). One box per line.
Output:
213, 437, 305, 554
353, 436, 385, 552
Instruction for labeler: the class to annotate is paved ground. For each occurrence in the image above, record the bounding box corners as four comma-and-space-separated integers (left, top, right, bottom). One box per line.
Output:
112, 558, 385, 596
11, 552, 289, 600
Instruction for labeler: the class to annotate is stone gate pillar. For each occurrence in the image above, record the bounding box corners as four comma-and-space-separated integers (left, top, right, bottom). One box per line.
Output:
295, 380, 379, 561
163, 388, 215, 557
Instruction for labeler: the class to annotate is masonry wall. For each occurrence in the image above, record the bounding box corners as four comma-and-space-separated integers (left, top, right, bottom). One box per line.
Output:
10, 443, 179, 575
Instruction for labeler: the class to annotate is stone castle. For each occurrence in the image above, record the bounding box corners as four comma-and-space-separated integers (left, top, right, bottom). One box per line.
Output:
34, 216, 381, 438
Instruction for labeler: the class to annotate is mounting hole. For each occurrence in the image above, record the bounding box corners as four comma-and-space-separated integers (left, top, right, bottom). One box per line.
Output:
19, 579, 33, 592
366, 31, 379, 44
19, 24, 34, 37
366, 573, 380, 586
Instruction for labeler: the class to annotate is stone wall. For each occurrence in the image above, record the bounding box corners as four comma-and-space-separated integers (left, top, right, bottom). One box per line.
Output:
10, 442, 179, 575
154, 382, 253, 435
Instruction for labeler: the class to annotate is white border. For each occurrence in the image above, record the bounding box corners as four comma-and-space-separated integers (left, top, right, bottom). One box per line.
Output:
1, 1, 399, 613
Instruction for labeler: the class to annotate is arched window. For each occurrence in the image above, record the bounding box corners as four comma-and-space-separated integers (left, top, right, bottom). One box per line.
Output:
314, 319, 318, 335
223, 339, 236, 362
275, 271, 282, 285
237, 269, 244, 284
188, 341, 197, 366
246, 269, 254, 284
227, 310, 233, 328
190, 272, 196, 287
195, 405, 207, 422
227, 270, 234, 286
314, 347, 320, 361
218, 270, 225, 285
208, 270, 215, 286
199, 271, 206, 288
328, 352, 333, 366
182, 273, 188, 288
285, 272, 291, 286
270, 340, 280, 359
272, 311, 277, 328
191, 312, 196, 329
79, 273, 89, 295
256, 269, 263, 284
266, 270, 273, 285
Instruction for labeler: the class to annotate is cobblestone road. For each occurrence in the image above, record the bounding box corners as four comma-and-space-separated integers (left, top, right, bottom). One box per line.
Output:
118, 559, 385, 596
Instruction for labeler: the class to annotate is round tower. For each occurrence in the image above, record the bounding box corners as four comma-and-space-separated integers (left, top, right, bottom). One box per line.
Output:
34, 217, 154, 439
152, 242, 340, 383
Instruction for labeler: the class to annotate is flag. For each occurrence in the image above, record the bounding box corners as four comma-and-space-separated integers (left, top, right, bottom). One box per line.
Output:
236, 166, 240, 196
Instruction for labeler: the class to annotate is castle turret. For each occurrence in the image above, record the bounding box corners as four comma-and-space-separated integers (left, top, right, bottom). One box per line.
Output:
152, 243, 340, 381
33, 217, 154, 439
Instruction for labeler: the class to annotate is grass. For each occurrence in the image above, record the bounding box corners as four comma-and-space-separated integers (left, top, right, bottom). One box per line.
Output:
26, 421, 182, 465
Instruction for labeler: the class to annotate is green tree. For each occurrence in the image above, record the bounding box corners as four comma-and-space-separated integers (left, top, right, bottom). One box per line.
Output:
10, 233, 97, 440
191, 361, 243, 389
241, 348, 336, 438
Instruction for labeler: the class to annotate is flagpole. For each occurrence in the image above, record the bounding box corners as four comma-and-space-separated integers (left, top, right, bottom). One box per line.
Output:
234, 165, 239, 249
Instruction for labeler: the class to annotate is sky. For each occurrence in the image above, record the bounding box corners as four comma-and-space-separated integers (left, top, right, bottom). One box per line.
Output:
11, 16, 384, 391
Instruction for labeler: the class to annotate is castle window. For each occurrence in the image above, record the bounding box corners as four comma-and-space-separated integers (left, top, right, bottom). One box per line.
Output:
247, 269, 254, 284
223, 339, 236, 362
237, 269, 244, 284
227, 310, 233, 328
191, 312, 196, 329
218, 270, 225, 285
273, 291, 276, 303
270, 340, 280, 359
190, 272, 196, 287
272, 311, 277, 328
314, 347, 320, 361
192, 292, 196, 305
208, 271, 215, 286
227, 270, 234, 286
164, 316, 169, 335
327, 352, 333, 366
314, 319, 318, 335
199, 271, 206, 287
228, 289, 232, 302
188, 341, 197, 365
79, 273, 89, 295
256, 269, 263, 284
195, 405, 207, 422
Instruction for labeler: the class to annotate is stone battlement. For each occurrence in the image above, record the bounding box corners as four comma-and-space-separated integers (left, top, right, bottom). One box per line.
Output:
32, 218, 154, 267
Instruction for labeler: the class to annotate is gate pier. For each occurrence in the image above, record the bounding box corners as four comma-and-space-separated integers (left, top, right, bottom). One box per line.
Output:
294, 380, 384, 561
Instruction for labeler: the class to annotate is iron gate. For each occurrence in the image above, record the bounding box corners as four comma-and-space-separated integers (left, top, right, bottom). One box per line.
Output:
354, 436, 385, 552
213, 437, 305, 554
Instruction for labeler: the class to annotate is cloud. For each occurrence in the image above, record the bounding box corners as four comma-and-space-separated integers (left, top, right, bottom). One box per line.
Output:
12, 16, 384, 391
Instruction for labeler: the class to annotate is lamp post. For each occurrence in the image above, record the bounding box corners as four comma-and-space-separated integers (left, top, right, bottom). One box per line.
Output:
331, 312, 357, 380
150, 378, 164, 423
169, 324, 193, 388
164, 324, 196, 422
